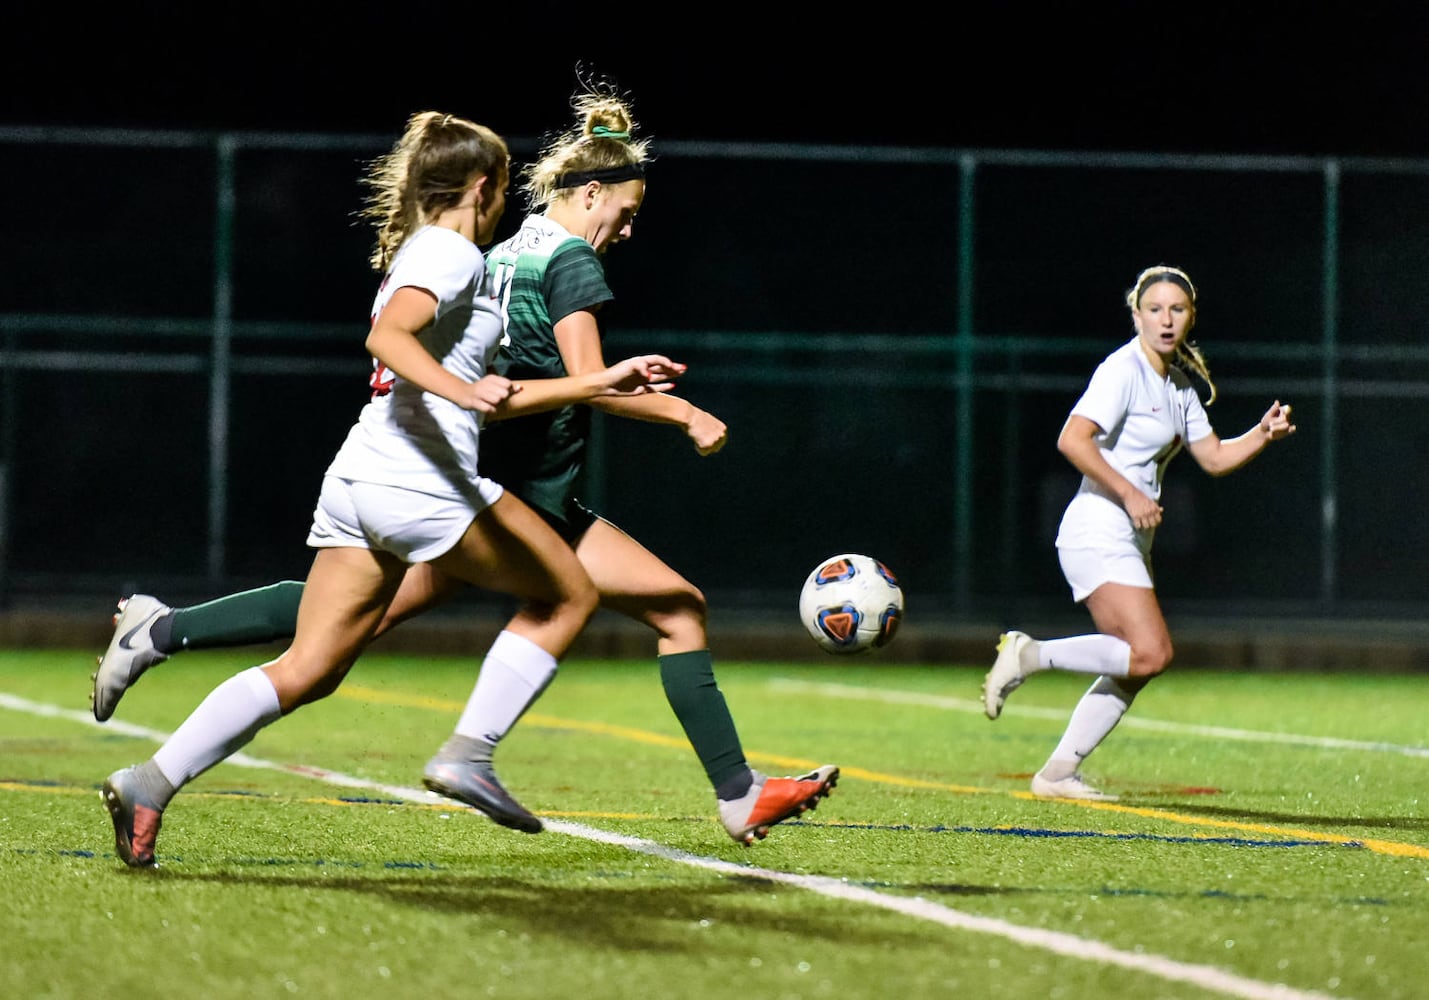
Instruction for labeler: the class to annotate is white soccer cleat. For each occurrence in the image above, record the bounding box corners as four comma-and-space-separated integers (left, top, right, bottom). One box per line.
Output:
1030, 769, 1119, 802
91, 595, 171, 722
101, 766, 163, 867
982, 630, 1034, 720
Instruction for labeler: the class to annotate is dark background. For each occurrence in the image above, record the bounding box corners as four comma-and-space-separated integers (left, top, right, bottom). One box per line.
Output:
6, 3, 1429, 158
6, 3, 1429, 637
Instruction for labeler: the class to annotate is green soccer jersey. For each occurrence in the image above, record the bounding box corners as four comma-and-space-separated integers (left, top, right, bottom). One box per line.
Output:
481, 214, 615, 525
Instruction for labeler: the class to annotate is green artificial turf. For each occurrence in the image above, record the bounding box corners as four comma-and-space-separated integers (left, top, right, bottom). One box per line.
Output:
1, 648, 1425, 999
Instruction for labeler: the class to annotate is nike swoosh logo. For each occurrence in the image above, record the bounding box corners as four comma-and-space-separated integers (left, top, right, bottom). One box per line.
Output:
473, 774, 506, 798
117, 617, 152, 650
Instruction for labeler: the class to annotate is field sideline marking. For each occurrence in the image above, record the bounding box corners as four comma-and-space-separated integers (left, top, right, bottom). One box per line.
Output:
549, 820, 1343, 1000
766, 678, 1429, 758
0, 691, 1344, 1000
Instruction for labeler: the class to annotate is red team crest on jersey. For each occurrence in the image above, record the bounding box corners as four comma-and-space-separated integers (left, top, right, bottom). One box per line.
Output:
368, 286, 395, 398
370, 362, 394, 398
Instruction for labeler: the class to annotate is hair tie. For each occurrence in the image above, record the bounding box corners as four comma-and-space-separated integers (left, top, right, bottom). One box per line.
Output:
591, 125, 631, 141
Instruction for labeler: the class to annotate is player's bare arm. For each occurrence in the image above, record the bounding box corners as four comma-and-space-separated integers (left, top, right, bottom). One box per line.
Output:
1187, 400, 1296, 477
554, 310, 727, 454
1057, 414, 1163, 530
367, 286, 518, 415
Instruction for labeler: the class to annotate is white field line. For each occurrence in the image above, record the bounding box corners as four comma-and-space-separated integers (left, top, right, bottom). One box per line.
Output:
767, 678, 1429, 758
4, 691, 1342, 1000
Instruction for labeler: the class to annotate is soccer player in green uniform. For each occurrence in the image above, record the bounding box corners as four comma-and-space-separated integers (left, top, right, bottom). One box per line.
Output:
93, 85, 837, 846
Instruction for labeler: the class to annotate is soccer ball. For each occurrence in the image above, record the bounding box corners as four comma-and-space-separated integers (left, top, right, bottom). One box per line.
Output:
798, 553, 904, 654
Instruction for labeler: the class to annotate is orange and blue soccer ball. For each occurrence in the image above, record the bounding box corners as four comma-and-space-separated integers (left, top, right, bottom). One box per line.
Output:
798, 553, 904, 654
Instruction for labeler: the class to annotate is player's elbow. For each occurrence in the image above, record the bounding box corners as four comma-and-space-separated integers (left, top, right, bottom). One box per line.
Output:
1198, 451, 1241, 477
1056, 434, 1089, 465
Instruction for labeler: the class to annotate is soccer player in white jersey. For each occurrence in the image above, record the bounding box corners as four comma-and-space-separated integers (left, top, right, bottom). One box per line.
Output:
99, 111, 685, 867
95, 84, 838, 848
981, 265, 1298, 800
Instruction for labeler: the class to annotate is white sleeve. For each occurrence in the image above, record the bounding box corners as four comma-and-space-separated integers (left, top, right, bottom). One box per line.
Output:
385, 230, 482, 319
1183, 389, 1213, 442
1069, 358, 1131, 434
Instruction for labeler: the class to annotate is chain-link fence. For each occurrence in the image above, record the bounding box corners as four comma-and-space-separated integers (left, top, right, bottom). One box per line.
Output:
4, 127, 1428, 627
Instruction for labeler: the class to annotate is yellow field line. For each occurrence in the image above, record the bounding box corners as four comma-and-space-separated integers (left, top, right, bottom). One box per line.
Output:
332, 684, 1429, 860
1010, 796, 1429, 859
9, 770, 1426, 860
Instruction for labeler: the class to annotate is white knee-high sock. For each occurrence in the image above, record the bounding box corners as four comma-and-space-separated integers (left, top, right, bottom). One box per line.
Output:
1035, 634, 1131, 676
1043, 675, 1139, 775
454, 631, 558, 744
152, 666, 282, 789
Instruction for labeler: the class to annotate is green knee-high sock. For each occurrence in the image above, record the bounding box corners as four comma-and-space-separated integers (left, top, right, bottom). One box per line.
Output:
659, 649, 750, 796
158, 580, 305, 653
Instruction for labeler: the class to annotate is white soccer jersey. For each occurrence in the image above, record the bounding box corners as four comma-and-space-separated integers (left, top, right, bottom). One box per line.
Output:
1055, 337, 1212, 555
325, 225, 505, 498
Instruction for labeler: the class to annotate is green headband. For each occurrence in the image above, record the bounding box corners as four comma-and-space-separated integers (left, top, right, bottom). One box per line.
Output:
591, 126, 631, 140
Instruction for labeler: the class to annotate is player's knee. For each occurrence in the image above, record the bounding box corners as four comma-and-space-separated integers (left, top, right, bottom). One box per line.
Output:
659, 580, 707, 626
676, 582, 707, 618
1129, 640, 1173, 678
641, 585, 707, 642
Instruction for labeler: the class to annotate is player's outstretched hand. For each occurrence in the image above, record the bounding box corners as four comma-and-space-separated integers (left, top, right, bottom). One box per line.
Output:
601, 354, 687, 395
1260, 400, 1296, 441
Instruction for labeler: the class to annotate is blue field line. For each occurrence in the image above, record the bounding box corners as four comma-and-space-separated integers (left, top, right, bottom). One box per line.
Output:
808, 819, 1366, 849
